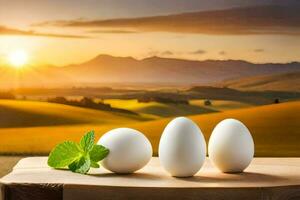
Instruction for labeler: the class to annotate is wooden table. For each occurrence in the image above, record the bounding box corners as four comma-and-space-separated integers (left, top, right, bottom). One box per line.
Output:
1, 157, 300, 200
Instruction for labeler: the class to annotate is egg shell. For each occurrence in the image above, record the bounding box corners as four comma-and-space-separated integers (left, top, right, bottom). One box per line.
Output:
159, 117, 206, 177
98, 128, 152, 174
208, 119, 254, 173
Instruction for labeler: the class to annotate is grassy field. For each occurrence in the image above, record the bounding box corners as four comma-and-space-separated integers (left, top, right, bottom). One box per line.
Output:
189, 99, 252, 111
104, 99, 251, 118
132, 101, 300, 157
105, 99, 215, 118
0, 99, 147, 128
0, 100, 298, 157
222, 71, 300, 92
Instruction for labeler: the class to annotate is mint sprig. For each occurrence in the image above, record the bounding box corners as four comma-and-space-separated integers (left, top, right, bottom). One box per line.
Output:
48, 130, 109, 174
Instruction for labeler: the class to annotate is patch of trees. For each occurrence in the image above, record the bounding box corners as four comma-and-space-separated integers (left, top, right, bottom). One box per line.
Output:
138, 96, 189, 105
48, 97, 138, 115
0, 92, 15, 99
204, 99, 212, 106
274, 98, 280, 104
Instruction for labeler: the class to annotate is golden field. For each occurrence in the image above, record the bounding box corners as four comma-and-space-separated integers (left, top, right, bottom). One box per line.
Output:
104, 99, 251, 118
0, 99, 146, 128
133, 100, 300, 157
0, 99, 299, 157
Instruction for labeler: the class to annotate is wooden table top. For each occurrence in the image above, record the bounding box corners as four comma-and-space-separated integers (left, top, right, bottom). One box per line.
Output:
1, 157, 300, 188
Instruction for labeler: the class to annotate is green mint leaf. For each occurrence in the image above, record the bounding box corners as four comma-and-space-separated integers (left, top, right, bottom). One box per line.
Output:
48, 141, 82, 168
89, 144, 110, 163
68, 156, 91, 174
90, 161, 100, 168
80, 130, 95, 152
48, 130, 110, 174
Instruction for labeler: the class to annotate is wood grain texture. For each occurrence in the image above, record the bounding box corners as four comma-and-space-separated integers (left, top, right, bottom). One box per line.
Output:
0, 183, 4, 200
262, 186, 300, 200
2, 184, 62, 200
64, 185, 263, 200
0, 157, 300, 200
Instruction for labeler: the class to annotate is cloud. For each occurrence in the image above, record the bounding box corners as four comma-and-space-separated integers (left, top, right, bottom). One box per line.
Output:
146, 50, 174, 57
32, 5, 300, 35
147, 50, 160, 57
253, 48, 265, 53
161, 51, 174, 56
219, 51, 226, 55
191, 49, 206, 55
87, 29, 138, 34
0, 25, 88, 38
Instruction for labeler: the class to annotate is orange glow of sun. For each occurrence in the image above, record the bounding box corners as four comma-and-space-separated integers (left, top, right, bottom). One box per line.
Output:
8, 50, 29, 68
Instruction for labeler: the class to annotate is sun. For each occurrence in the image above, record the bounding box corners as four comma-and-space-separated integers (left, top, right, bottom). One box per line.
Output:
8, 50, 29, 68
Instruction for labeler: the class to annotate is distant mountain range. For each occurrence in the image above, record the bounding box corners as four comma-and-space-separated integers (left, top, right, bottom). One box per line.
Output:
0, 54, 299, 89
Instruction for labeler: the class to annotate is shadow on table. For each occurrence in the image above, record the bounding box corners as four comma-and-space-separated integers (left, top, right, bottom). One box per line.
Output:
181, 172, 288, 183
87, 170, 287, 184
88, 172, 162, 180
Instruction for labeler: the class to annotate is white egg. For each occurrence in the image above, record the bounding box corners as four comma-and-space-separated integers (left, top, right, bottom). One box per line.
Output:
98, 128, 152, 173
208, 119, 254, 173
159, 117, 206, 177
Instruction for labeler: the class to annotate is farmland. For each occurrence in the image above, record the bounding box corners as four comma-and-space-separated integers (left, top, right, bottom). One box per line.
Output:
0, 100, 298, 157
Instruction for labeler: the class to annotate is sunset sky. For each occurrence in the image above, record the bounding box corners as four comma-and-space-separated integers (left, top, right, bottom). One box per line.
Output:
0, 0, 300, 66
